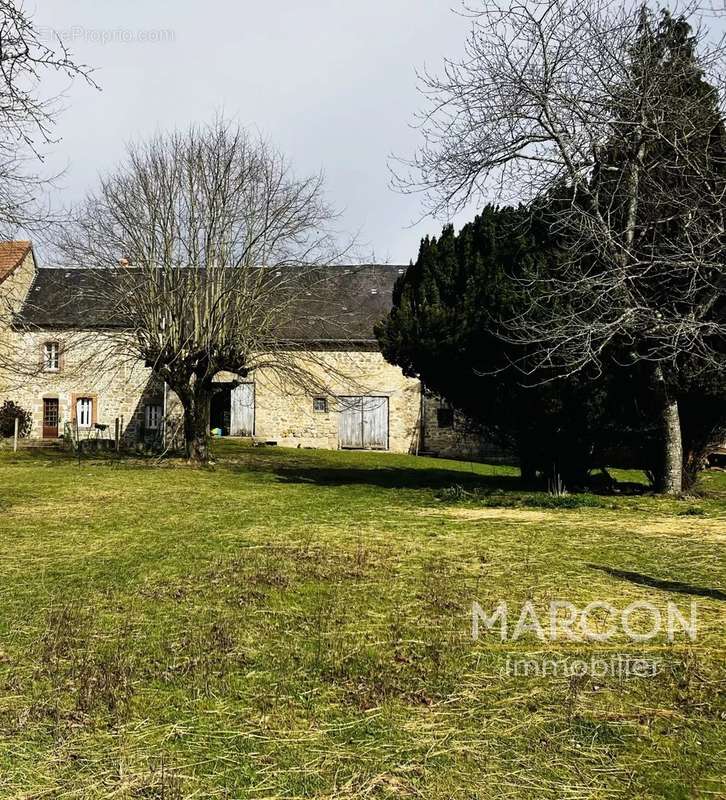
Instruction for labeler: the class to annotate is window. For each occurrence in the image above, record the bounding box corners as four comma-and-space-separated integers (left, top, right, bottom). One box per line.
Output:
436, 406, 454, 428
43, 341, 59, 372
145, 404, 162, 430
76, 397, 93, 428
313, 397, 328, 413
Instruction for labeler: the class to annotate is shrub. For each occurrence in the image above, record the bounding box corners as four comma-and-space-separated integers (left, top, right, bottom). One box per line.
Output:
0, 400, 32, 438
677, 506, 706, 517
436, 485, 608, 509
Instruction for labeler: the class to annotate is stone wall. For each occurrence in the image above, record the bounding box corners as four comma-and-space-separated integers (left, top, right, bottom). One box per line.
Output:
0, 253, 478, 456
1, 300, 510, 458
214, 348, 423, 453
421, 394, 481, 458
1, 329, 162, 443
0, 251, 38, 396
420, 393, 511, 462
3, 319, 522, 458
0, 330, 423, 453
0, 261, 485, 458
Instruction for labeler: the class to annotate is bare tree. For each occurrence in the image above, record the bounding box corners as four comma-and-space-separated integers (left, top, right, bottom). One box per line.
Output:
398, 0, 726, 493
0, 1, 96, 236
56, 120, 353, 462
0, 1, 95, 386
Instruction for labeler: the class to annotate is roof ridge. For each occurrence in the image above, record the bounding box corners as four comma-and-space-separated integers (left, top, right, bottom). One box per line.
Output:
36, 264, 409, 272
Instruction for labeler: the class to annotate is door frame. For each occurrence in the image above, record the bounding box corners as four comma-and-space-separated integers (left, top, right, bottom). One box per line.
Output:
42, 397, 60, 439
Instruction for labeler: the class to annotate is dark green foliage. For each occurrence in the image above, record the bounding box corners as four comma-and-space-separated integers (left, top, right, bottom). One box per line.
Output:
380, 11, 726, 490
375, 206, 626, 487
0, 400, 32, 439
375, 202, 723, 489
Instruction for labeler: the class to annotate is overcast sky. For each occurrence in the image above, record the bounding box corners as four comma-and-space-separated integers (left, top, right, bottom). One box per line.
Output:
32, 1, 478, 265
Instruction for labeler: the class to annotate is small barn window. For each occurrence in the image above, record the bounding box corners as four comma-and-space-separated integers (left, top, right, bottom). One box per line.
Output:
436, 406, 454, 428
145, 404, 163, 430
76, 397, 93, 428
313, 397, 328, 413
43, 341, 60, 372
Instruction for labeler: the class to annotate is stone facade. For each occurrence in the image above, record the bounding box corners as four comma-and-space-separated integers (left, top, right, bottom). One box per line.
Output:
419, 393, 509, 461
5, 329, 162, 443
0, 246, 484, 457
0, 248, 429, 453
4, 334, 422, 452
421, 394, 480, 459
0, 247, 37, 396
232, 349, 422, 452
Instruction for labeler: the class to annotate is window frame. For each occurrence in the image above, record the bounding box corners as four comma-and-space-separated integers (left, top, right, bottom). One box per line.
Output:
145, 403, 163, 430
436, 406, 454, 429
313, 396, 328, 413
43, 341, 60, 372
76, 397, 93, 429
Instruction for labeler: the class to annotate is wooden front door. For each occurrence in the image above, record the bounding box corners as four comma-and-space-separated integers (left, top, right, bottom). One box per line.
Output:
338, 396, 389, 450
42, 398, 59, 438
230, 383, 255, 436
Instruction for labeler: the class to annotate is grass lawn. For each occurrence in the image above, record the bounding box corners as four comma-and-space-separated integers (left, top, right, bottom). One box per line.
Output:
0, 441, 724, 798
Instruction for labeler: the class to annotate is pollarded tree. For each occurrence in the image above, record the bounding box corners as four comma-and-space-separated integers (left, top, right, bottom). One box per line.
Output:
398, 0, 726, 493
56, 120, 346, 462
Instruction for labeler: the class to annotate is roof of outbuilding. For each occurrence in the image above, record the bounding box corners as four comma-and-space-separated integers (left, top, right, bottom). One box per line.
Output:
0, 241, 32, 284
17, 264, 408, 342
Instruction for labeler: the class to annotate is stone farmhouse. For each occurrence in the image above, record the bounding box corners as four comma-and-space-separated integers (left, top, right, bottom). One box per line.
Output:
0, 241, 482, 458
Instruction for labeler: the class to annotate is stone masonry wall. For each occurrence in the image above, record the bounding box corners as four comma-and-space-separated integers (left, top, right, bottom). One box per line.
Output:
1, 329, 162, 443
215, 348, 423, 453
1, 332, 423, 453
421, 393, 511, 461
255, 349, 421, 453
0, 251, 38, 397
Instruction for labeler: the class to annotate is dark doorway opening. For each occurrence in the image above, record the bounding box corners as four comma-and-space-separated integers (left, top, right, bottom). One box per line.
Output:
210, 386, 231, 435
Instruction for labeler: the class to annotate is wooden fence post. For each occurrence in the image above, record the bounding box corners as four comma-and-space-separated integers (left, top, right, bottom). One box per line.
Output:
13, 417, 18, 452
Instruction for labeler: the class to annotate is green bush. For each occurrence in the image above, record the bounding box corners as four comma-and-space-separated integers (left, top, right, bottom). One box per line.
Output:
677, 506, 706, 517
436, 485, 607, 509
0, 400, 32, 439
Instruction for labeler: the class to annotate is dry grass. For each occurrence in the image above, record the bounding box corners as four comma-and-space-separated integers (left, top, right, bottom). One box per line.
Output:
0, 442, 723, 798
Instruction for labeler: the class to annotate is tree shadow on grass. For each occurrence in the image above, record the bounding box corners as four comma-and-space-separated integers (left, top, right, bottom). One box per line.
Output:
588, 564, 726, 601
219, 448, 520, 491
266, 463, 521, 492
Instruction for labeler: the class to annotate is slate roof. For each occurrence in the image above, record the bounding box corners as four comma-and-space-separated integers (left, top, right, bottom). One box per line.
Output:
17, 264, 407, 342
0, 241, 32, 284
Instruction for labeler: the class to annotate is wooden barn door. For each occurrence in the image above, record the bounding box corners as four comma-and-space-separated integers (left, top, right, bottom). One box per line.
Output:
362, 397, 388, 449
339, 397, 364, 449
230, 383, 255, 436
338, 396, 388, 450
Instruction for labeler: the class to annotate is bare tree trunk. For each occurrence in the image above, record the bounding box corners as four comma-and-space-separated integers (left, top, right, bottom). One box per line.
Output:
652, 364, 683, 495
179, 389, 212, 463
